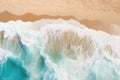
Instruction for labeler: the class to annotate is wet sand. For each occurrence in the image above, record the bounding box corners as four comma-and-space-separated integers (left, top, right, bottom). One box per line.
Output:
0, 11, 120, 35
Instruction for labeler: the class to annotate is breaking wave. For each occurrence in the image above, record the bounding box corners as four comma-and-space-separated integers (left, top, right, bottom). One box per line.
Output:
0, 19, 120, 80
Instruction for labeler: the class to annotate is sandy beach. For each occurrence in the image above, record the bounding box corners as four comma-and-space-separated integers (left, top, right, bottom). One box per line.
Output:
0, 0, 120, 35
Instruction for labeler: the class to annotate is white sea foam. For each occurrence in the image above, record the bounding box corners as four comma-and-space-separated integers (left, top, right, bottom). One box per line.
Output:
0, 19, 120, 80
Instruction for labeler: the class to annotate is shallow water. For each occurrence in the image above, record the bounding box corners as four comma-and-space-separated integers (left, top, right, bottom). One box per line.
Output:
0, 19, 120, 80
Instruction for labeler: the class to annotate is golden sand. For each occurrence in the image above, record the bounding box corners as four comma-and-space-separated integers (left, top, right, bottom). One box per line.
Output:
0, 0, 120, 35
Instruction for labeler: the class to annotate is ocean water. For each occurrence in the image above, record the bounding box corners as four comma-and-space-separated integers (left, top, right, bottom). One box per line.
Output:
0, 19, 120, 80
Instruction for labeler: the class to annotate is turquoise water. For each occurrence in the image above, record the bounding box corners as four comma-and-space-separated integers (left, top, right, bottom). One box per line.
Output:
0, 34, 119, 80
0, 20, 120, 80
0, 57, 30, 80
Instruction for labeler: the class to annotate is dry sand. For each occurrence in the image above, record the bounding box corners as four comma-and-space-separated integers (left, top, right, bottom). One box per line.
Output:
0, 0, 120, 35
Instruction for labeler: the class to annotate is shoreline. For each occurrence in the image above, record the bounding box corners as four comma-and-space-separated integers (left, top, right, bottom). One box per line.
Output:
0, 11, 120, 36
